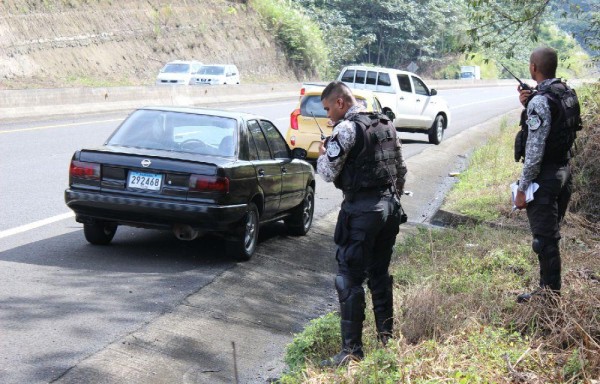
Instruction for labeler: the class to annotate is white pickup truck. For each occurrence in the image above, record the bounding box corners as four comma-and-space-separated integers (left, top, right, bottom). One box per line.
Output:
336, 65, 451, 144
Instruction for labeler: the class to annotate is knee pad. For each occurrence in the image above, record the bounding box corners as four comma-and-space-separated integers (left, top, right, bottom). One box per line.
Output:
335, 275, 354, 302
335, 274, 364, 304
532, 236, 559, 258
532, 236, 544, 254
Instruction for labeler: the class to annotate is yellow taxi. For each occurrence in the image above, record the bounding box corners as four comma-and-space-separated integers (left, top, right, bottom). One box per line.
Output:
285, 88, 385, 160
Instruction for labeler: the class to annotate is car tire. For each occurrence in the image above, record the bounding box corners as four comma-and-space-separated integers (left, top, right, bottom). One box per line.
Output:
428, 114, 445, 145
285, 186, 314, 236
226, 202, 259, 261
83, 222, 117, 245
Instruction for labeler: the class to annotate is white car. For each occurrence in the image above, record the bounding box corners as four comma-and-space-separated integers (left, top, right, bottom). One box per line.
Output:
337, 65, 451, 144
156, 60, 203, 85
190, 64, 240, 85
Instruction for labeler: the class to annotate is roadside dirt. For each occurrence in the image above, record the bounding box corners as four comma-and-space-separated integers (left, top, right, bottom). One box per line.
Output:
0, 0, 299, 89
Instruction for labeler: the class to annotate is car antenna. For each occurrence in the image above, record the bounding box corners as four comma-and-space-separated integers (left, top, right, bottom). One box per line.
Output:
310, 112, 326, 140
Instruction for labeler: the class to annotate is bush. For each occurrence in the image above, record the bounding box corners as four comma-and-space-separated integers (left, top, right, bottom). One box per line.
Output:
250, 0, 329, 78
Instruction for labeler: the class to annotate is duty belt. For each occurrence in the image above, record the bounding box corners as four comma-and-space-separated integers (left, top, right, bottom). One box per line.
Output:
343, 186, 393, 202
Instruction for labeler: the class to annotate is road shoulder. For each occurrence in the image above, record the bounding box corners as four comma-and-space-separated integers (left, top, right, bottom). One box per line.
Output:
54, 109, 522, 384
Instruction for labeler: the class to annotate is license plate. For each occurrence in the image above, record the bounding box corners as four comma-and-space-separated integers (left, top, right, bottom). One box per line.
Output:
128, 171, 163, 191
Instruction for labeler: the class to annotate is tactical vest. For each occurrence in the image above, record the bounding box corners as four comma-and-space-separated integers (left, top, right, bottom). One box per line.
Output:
514, 79, 582, 164
334, 112, 401, 192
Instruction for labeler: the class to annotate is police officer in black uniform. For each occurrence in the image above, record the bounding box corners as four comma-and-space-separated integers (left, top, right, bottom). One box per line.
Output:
317, 81, 407, 366
514, 47, 581, 302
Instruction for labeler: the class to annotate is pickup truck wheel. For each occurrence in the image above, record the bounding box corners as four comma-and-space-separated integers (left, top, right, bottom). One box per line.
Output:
285, 186, 314, 236
428, 115, 445, 145
226, 202, 259, 261
83, 222, 117, 245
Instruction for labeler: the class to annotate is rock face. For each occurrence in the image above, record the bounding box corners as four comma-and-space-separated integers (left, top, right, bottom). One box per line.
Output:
0, 0, 298, 89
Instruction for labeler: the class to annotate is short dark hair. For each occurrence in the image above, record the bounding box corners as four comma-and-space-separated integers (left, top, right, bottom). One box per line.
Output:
531, 47, 558, 78
321, 81, 353, 102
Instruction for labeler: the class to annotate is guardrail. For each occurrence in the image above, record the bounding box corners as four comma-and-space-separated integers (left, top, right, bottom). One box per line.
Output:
0, 79, 519, 121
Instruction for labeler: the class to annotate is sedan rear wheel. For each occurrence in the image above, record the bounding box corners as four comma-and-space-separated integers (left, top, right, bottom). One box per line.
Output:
226, 202, 259, 261
285, 186, 314, 236
83, 222, 117, 245
428, 114, 445, 145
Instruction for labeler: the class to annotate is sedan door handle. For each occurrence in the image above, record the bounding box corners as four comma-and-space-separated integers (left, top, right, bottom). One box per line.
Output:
257, 169, 265, 177
399, 96, 404, 100
416, 99, 421, 102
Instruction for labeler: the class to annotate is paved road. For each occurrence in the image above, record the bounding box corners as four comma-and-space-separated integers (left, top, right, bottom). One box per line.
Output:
0, 86, 521, 383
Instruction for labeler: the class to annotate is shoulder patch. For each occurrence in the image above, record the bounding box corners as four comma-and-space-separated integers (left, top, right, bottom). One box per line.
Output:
527, 114, 542, 131
326, 137, 344, 161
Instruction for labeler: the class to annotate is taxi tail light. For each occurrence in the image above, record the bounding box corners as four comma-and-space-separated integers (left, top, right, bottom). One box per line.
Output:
290, 108, 300, 130
300, 87, 305, 96
189, 174, 229, 193
70, 160, 101, 180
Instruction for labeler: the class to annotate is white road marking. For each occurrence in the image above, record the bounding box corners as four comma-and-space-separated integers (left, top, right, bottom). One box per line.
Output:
0, 212, 75, 239
0, 119, 123, 134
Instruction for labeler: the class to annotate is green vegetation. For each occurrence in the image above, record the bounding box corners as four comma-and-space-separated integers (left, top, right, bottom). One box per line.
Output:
443, 117, 521, 221
278, 85, 600, 382
283, 0, 595, 80
250, 0, 329, 77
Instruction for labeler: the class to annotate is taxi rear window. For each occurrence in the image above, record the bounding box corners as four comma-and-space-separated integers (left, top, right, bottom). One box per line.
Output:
301, 95, 367, 118
300, 95, 327, 117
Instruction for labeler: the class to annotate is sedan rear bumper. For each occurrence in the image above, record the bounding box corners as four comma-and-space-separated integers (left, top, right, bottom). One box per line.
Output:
65, 189, 247, 231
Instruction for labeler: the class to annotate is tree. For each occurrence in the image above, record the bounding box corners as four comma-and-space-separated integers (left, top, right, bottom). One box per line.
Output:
464, 0, 599, 61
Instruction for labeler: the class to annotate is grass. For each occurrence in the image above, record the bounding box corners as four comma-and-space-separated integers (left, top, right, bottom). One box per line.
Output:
443, 117, 522, 222
278, 83, 600, 383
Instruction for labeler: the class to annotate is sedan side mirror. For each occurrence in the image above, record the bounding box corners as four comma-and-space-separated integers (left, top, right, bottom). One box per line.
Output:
430, 89, 438, 96
291, 147, 307, 160
382, 107, 395, 121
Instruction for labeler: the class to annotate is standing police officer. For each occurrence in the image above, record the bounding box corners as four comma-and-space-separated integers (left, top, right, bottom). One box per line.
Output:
514, 47, 581, 302
317, 81, 407, 366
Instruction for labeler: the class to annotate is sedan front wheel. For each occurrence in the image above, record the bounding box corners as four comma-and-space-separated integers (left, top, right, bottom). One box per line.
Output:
285, 186, 314, 236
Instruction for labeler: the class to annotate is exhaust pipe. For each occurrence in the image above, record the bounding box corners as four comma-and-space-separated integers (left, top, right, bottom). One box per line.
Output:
172, 224, 199, 241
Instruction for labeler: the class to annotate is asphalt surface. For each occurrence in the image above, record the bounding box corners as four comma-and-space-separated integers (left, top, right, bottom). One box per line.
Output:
51, 109, 521, 384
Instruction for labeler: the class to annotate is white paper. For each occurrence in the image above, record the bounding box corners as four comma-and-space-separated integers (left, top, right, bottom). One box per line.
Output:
511, 181, 539, 209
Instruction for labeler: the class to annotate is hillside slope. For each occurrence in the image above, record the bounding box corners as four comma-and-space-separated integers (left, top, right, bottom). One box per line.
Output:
0, 0, 298, 89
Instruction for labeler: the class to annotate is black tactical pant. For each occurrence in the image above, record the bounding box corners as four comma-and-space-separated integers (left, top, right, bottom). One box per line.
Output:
334, 192, 401, 349
526, 164, 572, 291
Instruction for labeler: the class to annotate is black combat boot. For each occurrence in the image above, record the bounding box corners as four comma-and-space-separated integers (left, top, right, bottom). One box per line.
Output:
321, 320, 364, 367
369, 275, 394, 346
518, 237, 561, 303
321, 276, 365, 367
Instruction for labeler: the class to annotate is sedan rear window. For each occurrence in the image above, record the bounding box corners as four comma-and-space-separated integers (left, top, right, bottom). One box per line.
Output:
107, 109, 237, 157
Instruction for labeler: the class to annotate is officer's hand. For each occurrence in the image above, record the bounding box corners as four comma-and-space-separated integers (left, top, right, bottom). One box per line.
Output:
318, 139, 327, 156
518, 87, 532, 107
515, 190, 527, 209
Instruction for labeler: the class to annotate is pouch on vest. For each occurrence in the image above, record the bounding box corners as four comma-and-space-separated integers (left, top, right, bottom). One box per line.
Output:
514, 109, 528, 163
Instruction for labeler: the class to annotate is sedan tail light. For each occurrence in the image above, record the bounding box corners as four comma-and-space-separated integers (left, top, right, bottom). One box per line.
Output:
70, 160, 100, 180
189, 174, 229, 193
290, 108, 300, 130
